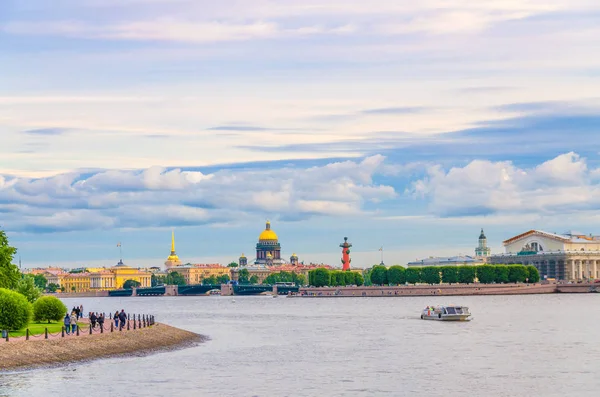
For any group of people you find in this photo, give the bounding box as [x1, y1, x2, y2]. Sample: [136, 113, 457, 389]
[62, 308, 129, 334]
[89, 312, 105, 329]
[63, 310, 78, 334]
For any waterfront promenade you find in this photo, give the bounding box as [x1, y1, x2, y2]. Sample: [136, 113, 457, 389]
[0, 317, 203, 371]
[296, 282, 599, 297]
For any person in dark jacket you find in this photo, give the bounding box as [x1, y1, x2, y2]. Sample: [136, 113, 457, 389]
[113, 311, 119, 328]
[64, 313, 71, 335]
[118, 309, 127, 330]
[98, 313, 105, 330]
[90, 312, 97, 328]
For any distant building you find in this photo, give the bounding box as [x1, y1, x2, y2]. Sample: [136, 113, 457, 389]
[407, 256, 484, 268]
[168, 264, 231, 284]
[475, 229, 491, 258]
[164, 230, 182, 269]
[255, 221, 285, 265]
[488, 230, 600, 281]
[44, 260, 151, 292]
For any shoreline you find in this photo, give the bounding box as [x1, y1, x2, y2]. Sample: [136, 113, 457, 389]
[0, 323, 206, 372]
[294, 282, 599, 297]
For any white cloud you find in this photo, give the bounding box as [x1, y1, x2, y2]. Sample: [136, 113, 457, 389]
[410, 152, 600, 217]
[0, 156, 396, 232]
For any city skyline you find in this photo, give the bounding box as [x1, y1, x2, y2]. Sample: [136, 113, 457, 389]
[3, 1, 600, 265]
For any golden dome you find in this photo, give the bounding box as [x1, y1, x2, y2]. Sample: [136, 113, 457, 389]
[259, 220, 279, 241]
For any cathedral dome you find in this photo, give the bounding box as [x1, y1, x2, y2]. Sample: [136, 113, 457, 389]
[259, 221, 279, 241]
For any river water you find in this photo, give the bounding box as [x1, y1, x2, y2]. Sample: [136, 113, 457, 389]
[1, 294, 599, 396]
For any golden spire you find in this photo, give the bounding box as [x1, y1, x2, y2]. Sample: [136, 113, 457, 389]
[171, 229, 176, 255]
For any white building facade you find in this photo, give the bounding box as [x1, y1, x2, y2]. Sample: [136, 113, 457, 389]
[489, 230, 600, 281]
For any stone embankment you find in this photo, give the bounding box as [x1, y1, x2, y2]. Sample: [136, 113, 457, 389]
[296, 282, 599, 297]
[0, 323, 205, 371]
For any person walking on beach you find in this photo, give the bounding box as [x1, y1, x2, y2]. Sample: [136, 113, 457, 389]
[64, 313, 71, 335]
[79, 305, 83, 318]
[70, 312, 78, 334]
[118, 309, 127, 330]
[113, 311, 119, 328]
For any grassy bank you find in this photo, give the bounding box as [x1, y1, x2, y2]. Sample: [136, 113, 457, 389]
[0, 323, 204, 371]
[8, 321, 66, 338]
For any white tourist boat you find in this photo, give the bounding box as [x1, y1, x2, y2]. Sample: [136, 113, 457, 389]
[421, 305, 472, 321]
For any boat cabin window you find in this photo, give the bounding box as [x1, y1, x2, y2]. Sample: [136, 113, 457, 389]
[455, 307, 463, 314]
[446, 307, 457, 314]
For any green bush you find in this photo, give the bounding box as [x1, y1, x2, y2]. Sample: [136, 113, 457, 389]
[355, 273, 364, 286]
[476, 265, 496, 284]
[33, 296, 67, 323]
[405, 267, 421, 284]
[123, 279, 141, 289]
[370, 266, 388, 285]
[387, 266, 406, 285]
[344, 271, 356, 286]
[526, 265, 540, 283]
[421, 266, 441, 284]
[309, 268, 331, 287]
[441, 266, 458, 284]
[458, 266, 476, 284]
[0, 288, 32, 330]
[508, 265, 528, 283]
[494, 265, 510, 284]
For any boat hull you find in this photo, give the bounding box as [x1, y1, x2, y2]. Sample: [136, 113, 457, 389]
[421, 314, 471, 321]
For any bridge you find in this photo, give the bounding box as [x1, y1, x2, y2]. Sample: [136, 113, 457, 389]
[107, 283, 299, 297]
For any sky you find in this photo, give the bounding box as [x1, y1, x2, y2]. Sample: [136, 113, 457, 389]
[2, 0, 600, 268]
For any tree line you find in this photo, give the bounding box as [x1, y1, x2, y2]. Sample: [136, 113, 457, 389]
[308, 268, 365, 287]
[1, 230, 68, 331]
[366, 264, 540, 286]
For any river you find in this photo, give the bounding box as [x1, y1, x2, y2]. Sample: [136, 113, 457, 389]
[1, 294, 599, 396]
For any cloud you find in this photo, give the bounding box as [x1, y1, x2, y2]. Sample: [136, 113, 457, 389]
[409, 152, 600, 217]
[0, 156, 396, 233]
[3, 19, 355, 43]
[208, 126, 271, 131]
[22, 128, 71, 136]
[361, 107, 425, 115]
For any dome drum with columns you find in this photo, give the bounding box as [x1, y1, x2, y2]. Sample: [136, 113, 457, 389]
[255, 221, 285, 265]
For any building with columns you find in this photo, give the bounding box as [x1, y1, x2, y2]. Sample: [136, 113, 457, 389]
[488, 230, 600, 281]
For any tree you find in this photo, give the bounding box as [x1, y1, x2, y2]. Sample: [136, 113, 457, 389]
[123, 279, 141, 289]
[309, 268, 330, 287]
[151, 274, 164, 287]
[0, 288, 32, 330]
[458, 266, 476, 284]
[296, 274, 307, 286]
[526, 265, 540, 283]
[249, 275, 259, 284]
[370, 266, 388, 285]
[33, 296, 67, 323]
[238, 268, 250, 284]
[476, 265, 496, 284]
[218, 274, 231, 284]
[387, 266, 406, 285]
[344, 271, 355, 286]
[362, 269, 372, 286]
[227, 262, 239, 268]
[0, 230, 20, 290]
[508, 265, 528, 283]
[494, 265, 510, 284]
[441, 266, 458, 284]
[33, 274, 48, 290]
[202, 276, 218, 285]
[421, 266, 441, 284]
[405, 268, 421, 284]
[355, 273, 364, 286]
[165, 272, 186, 286]
[15, 275, 42, 303]
[47, 283, 60, 293]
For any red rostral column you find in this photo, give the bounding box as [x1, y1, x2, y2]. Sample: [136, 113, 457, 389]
[340, 237, 352, 271]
